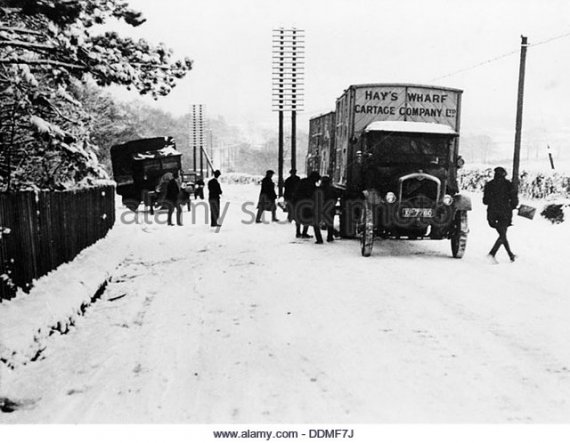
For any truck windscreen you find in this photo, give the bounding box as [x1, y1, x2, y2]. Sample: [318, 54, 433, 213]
[366, 133, 453, 167]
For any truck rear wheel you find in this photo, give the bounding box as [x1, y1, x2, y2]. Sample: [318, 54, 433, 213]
[360, 203, 374, 257]
[451, 210, 468, 258]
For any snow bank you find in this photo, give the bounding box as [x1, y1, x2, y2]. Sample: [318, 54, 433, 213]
[220, 173, 263, 185]
[0, 225, 130, 370]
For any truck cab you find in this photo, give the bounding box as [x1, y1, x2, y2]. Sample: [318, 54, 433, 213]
[351, 121, 470, 257]
[359, 121, 459, 194]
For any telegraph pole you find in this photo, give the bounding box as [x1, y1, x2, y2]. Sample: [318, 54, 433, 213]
[199, 105, 204, 178]
[278, 112, 284, 193]
[209, 130, 214, 170]
[191, 106, 197, 173]
[547, 145, 555, 170]
[272, 28, 305, 196]
[190, 104, 205, 177]
[513, 35, 528, 192]
[291, 111, 297, 171]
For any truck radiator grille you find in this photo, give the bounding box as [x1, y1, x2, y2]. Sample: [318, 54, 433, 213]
[401, 178, 438, 201]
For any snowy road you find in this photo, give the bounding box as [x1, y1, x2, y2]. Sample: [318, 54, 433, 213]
[1, 185, 570, 423]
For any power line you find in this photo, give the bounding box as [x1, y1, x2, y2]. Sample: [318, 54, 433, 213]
[430, 30, 570, 82]
[430, 49, 519, 82]
[531, 30, 570, 48]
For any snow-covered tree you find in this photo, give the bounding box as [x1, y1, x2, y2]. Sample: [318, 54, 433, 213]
[0, 0, 193, 191]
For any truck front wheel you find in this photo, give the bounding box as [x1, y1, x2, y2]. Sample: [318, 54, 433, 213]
[451, 210, 469, 258]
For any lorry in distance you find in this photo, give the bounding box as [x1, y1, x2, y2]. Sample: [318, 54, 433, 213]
[110, 137, 185, 212]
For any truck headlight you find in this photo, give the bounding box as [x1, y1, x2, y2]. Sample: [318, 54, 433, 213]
[442, 194, 453, 206]
[385, 192, 397, 204]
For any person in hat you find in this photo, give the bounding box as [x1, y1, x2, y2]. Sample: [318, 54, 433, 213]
[256, 170, 278, 223]
[164, 171, 183, 226]
[292, 171, 323, 243]
[284, 169, 301, 222]
[208, 170, 223, 227]
[483, 166, 519, 263]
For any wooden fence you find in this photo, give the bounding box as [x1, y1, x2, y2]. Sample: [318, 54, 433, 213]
[0, 185, 116, 302]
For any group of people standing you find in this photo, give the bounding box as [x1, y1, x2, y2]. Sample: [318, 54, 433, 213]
[262, 166, 521, 259]
[256, 169, 337, 244]
[160, 169, 223, 227]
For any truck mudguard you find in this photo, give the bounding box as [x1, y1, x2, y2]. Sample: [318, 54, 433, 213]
[454, 194, 472, 211]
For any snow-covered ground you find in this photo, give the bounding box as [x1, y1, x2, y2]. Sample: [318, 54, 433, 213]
[0, 223, 131, 369]
[1, 184, 569, 424]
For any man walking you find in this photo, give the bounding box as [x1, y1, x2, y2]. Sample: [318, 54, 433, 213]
[208, 170, 222, 227]
[283, 169, 301, 222]
[483, 166, 519, 263]
[256, 170, 278, 223]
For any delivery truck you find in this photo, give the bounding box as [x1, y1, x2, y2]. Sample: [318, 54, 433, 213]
[307, 83, 471, 258]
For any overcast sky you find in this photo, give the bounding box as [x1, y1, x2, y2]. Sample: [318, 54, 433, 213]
[110, 0, 570, 155]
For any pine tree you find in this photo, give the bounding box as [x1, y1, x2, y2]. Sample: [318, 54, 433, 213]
[0, 0, 193, 191]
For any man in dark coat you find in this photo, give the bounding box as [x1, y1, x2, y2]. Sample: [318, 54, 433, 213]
[283, 169, 301, 222]
[166, 172, 182, 226]
[292, 171, 323, 243]
[483, 166, 519, 263]
[208, 170, 222, 227]
[256, 170, 278, 223]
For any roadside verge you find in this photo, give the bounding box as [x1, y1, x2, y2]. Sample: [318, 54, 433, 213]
[0, 224, 131, 370]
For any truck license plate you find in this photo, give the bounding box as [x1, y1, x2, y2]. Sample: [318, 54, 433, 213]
[402, 208, 433, 218]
